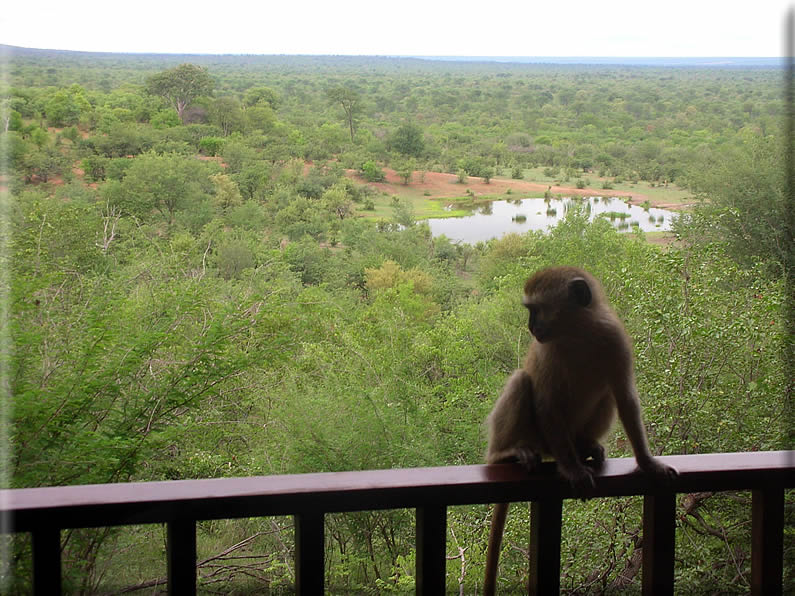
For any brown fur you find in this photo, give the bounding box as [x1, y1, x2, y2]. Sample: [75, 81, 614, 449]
[483, 266, 676, 596]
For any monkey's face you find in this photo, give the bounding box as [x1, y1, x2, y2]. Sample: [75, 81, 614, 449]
[522, 270, 593, 343]
[525, 304, 556, 342]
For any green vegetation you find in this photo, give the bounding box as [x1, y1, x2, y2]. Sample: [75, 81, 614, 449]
[2, 47, 791, 593]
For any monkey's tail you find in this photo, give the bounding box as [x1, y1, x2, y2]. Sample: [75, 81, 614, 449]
[483, 502, 509, 596]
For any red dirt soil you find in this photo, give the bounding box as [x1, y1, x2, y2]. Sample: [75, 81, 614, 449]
[349, 168, 654, 206]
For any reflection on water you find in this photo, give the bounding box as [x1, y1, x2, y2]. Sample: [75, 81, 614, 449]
[426, 196, 676, 244]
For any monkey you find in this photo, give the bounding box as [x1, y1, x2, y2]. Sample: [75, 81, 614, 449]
[483, 266, 677, 596]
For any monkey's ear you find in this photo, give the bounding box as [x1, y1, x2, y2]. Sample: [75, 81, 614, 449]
[569, 278, 592, 306]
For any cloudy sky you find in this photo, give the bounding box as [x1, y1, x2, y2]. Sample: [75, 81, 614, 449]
[2, 1, 792, 57]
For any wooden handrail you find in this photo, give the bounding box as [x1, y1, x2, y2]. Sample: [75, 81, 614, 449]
[2, 450, 792, 595]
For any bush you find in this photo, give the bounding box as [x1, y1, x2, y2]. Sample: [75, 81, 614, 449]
[81, 156, 108, 182]
[215, 239, 255, 279]
[105, 158, 133, 181]
[199, 136, 225, 156]
[150, 110, 181, 129]
[543, 167, 558, 178]
[360, 160, 385, 182]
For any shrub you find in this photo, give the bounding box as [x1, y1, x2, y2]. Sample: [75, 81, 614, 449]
[81, 156, 108, 182]
[199, 136, 225, 156]
[150, 110, 181, 129]
[360, 161, 385, 182]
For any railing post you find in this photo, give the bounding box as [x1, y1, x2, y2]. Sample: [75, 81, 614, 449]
[751, 487, 784, 595]
[416, 505, 447, 595]
[295, 511, 324, 595]
[642, 491, 675, 596]
[528, 498, 562, 595]
[32, 527, 61, 596]
[167, 518, 196, 595]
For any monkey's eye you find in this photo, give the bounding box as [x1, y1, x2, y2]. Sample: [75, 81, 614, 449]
[527, 306, 537, 324]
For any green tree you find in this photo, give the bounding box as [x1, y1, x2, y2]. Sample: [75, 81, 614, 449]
[326, 85, 361, 142]
[91, 122, 153, 157]
[150, 109, 181, 129]
[105, 152, 210, 224]
[198, 136, 225, 156]
[44, 85, 91, 127]
[365, 260, 432, 295]
[360, 160, 385, 182]
[20, 145, 70, 183]
[6, 109, 23, 132]
[210, 173, 243, 213]
[209, 97, 245, 136]
[322, 183, 353, 220]
[146, 64, 214, 123]
[215, 238, 255, 279]
[29, 127, 49, 149]
[391, 198, 415, 228]
[389, 123, 425, 157]
[81, 155, 108, 182]
[243, 86, 280, 110]
[678, 133, 790, 277]
[244, 103, 276, 133]
[396, 159, 415, 185]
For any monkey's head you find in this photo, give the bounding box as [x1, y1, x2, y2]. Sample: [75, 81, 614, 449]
[522, 267, 597, 343]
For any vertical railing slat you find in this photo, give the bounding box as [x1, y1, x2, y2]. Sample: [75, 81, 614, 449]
[167, 519, 196, 595]
[642, 492, 675, 596]
[416, 505, 447, 595]
[32, 527, 61, 596]
[294, 511, 325, 595]
[751, 487, 784, 595]
[528, 498, 562, 595]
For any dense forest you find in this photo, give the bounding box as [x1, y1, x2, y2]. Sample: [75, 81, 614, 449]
[1, 46, 792, 593]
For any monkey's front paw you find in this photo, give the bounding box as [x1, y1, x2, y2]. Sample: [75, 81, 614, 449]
[641, 459, 679, 484]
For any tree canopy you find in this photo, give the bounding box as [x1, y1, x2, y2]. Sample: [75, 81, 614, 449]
[146, 63, 214, 123]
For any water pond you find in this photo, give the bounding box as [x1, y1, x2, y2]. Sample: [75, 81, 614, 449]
[426, 196, 677, 244]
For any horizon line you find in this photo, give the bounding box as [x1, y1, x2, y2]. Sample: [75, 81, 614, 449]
[0, 45, 782, 62]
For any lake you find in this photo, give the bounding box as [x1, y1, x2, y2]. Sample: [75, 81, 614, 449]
[426, 196, 677, 244]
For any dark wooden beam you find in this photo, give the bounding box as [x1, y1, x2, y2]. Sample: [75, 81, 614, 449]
[751, 487, 784, 595]
[167, 518, 196, 595]
[642, 491, 675, 596]
[416, 505, 447, 595]
[529, 498, 562, 595]
[32, 527, 61, 596]
[295, 511, 324, 595]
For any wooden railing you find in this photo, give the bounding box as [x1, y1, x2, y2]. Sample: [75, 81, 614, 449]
[2, 451, 792, 595]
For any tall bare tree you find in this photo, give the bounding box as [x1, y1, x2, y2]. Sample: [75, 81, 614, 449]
[326, 85, 361, 142]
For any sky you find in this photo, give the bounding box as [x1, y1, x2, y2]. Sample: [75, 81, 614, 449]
[2, 1, 793, 57]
